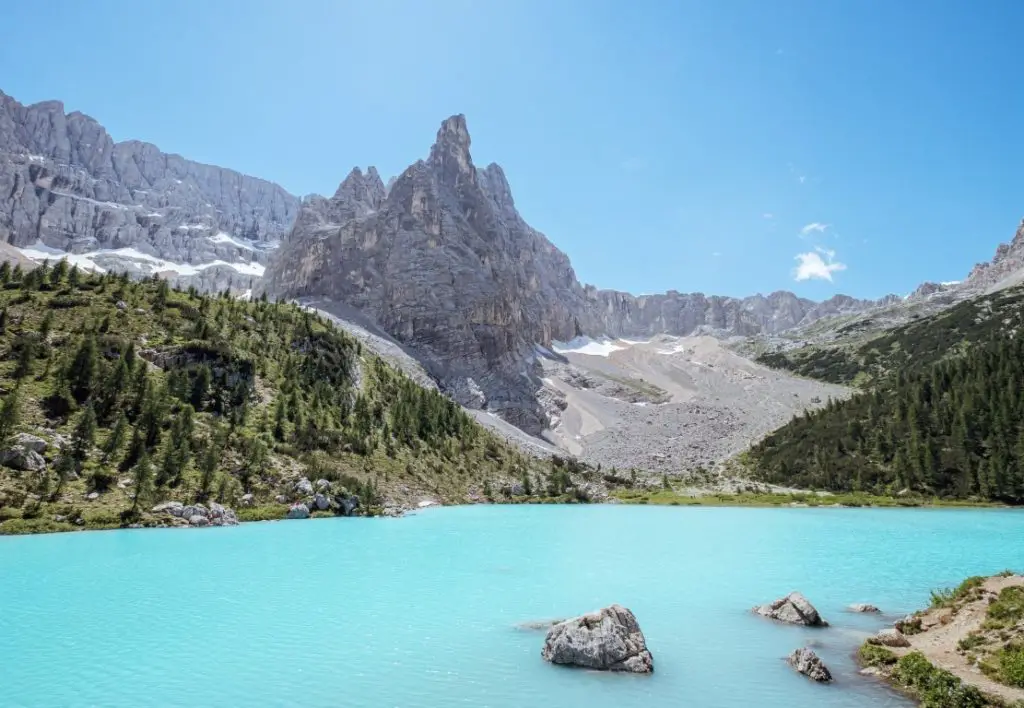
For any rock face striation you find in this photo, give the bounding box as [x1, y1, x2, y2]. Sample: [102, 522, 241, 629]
[0, 89, 298, 292]
[753, 592, 829, 627]
[540, 605, 654, 673]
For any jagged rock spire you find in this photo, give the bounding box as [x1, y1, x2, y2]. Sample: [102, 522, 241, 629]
[428, 114, 476, 188]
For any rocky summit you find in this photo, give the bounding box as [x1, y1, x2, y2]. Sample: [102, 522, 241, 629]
[264, 114, 893, 434]
[0, 89, 298, 293]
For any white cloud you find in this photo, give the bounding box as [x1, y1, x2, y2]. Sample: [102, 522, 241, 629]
[762, 212, 774, 219]
[800, 222, 829, 236]
[793, 248, 846, 282]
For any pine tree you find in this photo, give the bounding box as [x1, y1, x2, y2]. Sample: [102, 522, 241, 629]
[39, 311, 53, 340]
[0, 306, 7, 335]
[70, 404, 97, 466]
[53, 453, 77, 499]
[0, 261, 10, 284]
[104, 412, 129, 463]
[130, 452, 155, 515]
[51, 258, 68, 285]
[198, 435, 220, 501]
[66, 334, 99, 402]
[0, 384, 22, 447]
[13, 337, 35, 380]
[190, 365, 212, 409]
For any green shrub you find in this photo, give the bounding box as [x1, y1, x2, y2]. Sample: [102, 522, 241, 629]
[984, 587, 1024, 630]
[892, 652, 990, 708]
[997, 646, 1024, 688]
[859, 643, 897, 667]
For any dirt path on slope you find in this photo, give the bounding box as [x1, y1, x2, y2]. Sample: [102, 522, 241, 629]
[894, 575, 1024, 704]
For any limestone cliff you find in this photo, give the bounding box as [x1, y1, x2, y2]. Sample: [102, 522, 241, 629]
[0, 89, 298, 291]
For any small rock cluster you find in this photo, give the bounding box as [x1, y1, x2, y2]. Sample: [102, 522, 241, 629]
[151, 501, 239, 527]
[283, 477, 361, 520]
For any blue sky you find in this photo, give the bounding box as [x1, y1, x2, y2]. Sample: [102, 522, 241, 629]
[2, 0, 1023, 299]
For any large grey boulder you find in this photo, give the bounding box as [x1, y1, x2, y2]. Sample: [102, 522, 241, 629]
[313, 493, 330, 511]
[787, 648, 833, 683]
[541, 605, 654, 673]
[287, 503, 310, 520]
[151, 501, 184, 516]
[293, 477, 314, 496]
[0, 445, 46, 472]
[13, 433, 48, 453]
[868, 628, 911, 648]
[753, 592, 828, 627]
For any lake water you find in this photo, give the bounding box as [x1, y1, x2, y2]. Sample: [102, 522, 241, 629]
[3, 505, 1024, 707]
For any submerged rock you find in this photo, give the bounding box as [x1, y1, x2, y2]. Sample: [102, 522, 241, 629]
[287, 503, 310, 520]
[753, 592, 828, 627]
[515, 619, 566, 632]
[868, 628, 910, 648]
[787, 648, 833, 683]
[541, 605, 654, 673]
[849, 603, 881, 613]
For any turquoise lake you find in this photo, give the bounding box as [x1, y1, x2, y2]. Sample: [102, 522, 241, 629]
[3, 505, 1024, 707]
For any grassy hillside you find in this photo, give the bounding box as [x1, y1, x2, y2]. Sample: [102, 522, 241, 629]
[748, 286, 1024, 502]
[0, 260, 569, 533]
[756, 286, 1024, 386]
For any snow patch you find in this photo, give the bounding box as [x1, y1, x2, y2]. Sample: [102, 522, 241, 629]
[552, 336, 626, 357]
[210, 232, 254, 250]
[16, 243, 266, 278]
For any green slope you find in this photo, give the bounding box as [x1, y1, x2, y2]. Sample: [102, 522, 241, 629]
[0, 260, 566, 534]
[756, 286, 1024, 386]
[748, 285, 1024, 502]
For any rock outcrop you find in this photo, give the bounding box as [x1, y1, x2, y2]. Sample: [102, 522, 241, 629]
[0, 89, 298, 292]
[541, 605, 654, 673]
[0, 442, 46, 472]
[150, 500, 239, 527]
[287, 503, 310, 519]
[868, 628, 911, 648]
[787, 648, 833, 683]
[753, 592, 828, 627]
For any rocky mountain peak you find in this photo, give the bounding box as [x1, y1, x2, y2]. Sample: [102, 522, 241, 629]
[427, 114, 476, 188]
[331, 165, 386, 217]
[965, 217, 1024, 292]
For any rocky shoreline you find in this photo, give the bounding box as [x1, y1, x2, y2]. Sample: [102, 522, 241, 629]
[857, 574, 1024, 707]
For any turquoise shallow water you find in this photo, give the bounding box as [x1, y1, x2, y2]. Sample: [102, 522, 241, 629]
[3, 505, 1024, 707]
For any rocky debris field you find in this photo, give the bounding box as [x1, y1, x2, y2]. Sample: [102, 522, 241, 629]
[538, 335, 850, 474]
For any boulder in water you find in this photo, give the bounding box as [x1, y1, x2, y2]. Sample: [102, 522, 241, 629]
[753, 592, 828, 627]
[849, 603, 881, 613]
[787, 648, 833, 683]
[541, 605, 654, 673]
